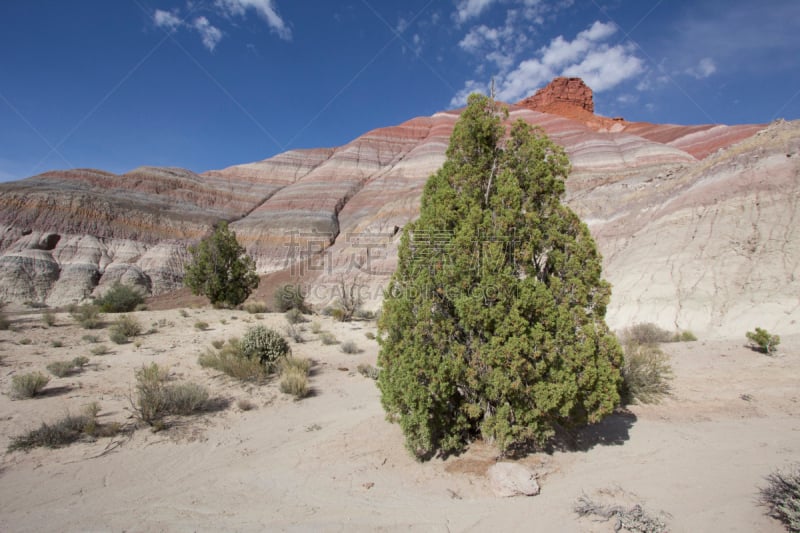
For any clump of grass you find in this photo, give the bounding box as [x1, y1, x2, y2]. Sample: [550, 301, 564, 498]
[198, 339, 268, 382]
[220, 319, 228, 325]
[340, 340, 361, 354]
[51, 340, 64, 348]
[94, 282, 144, 313]
[7, 404, 121, 452]
[46, 356, 89, 377]
[211, 339, 225, 349]
[109, 314, 142, 344]
[42, 311, 56, 327]
[69, 303, 103, 329]
[285, 308, 306, 325]
[11, 372, 50, 399]
[674, 330, 697, 342]
[280, 369, 310, 399]
[357, 363, 380, 380]
[194, 321, 209, 331]
[319, 331, 339, 345]
[759, 464, 800, 531]
[82, 334, 101, 343]
[18, 338, 32, 346]
[621, 342, 672, 404]
[179, 309, 189, 318]
[355, 309, 376, 320]
[310, 321, 323, 334]
[619, 323, 674, 345]
[132, 363, 209, 427]
[365, 331, 376, 340]
[243, 301, 268, 314]
[280, 355, 312, 375]
[90, 344, 110, 356]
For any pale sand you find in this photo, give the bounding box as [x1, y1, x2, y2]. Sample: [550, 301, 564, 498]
[0, 307, 797, 532]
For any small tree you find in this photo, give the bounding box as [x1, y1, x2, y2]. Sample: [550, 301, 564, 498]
[746, 327, 780, 354]
[378, 94, 623, 459]
[183, 221, 259, 307]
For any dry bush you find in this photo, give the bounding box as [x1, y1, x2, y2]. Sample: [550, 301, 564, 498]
[357, 363, 380, 380]
[280, 368, 309, 399]
[42, 311, 56, 327]
[211, 339, 225, 349]
[340, 340, 362, 354]
[194, 321, 209, 331]
[237, 398, 256, 411]
[82, 334, 101, 343]
[574, 494, 668, 532]
[273, 283, 307, 313]
[759, 464, 800, 531]
[280, 355, 311, 375]
[619, 323, 674, 345]
[284, 323, 305, 343]
[132, 363, 210, 427]
[109, 314, 142, 344]
[319, 331, 339, 345]
[7, 408, 120, 452]
[198, 339, 268, 382]
[0, 301, 9, 331]
[284, 308, 306, 324]
[310, 321, 322, 334]
[90, 344, 110, 356]
[243, 301, 269, 314]
[70, 303, 103, 329]
[365, 331, 376, 340]
[621, 342, 672, 404]
[11, 372, 50, 399]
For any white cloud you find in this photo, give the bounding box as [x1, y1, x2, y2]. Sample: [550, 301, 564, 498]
[193, 17, 223, 51]
[687, 57, 717, 79]
[153, 9, 182, 30]
[452, 20, 644, 106]
[214, 0, 292, 40]
[455, 0, 498, 23]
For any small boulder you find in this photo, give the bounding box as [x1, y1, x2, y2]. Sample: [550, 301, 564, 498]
[487, 462, 540, 497]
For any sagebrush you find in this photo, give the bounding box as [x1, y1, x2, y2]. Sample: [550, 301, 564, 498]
[759, 464, 800, 531]
[95, 282, 145, 313]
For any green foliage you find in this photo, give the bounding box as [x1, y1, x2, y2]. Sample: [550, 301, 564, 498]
[183, 221, 260, 307]
[11, 372, 50, 398]
[675, 330, 697, 342]
[108, 314, 142, 344]
[46, 357, 88, 378]
[759, 464, 800, 531]
[70, 303, 103, 329]
[620, 342, 672, 404]
[198, 338, 268, 382]
[273, 283, 307, 312]
[240, 325, 290, 368]
[94, 282, 145, 313]
[747, 327, 781, 354]
[377, 94, 623, 459]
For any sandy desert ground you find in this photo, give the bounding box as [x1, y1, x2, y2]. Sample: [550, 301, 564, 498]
[0, 305, 797, 532]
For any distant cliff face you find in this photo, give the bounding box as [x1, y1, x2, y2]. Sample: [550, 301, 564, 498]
[0, 79, 797, 337]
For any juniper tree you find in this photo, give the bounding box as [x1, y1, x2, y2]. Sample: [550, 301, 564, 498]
[377, 94, 623, 459]
[184, 221, 259, 307]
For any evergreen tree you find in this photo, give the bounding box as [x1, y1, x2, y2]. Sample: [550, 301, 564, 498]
[377, 94, 623, 459]
[184, 221, 259, 307]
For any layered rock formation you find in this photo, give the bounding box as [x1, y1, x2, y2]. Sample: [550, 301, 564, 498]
[1, 78, 798, 337]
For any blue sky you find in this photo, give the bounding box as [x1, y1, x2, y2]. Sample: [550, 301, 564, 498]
[1, 0, 798, 182]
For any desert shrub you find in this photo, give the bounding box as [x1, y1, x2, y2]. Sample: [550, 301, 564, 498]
[365, 331, 376, 340]
[310, 321, 322, 334]
[241, 325, 290, 368]
[109, 329, 129, 344]
[211, 339, 225, 349]
[243, 301, 268, 314]
[0, 313, 9, 330]
[46, 357, 87, 378]
[51, 340, 64, 348]
[675, 330, 697, 342]
[619, 323, 674, 345]
[70, 303, 103, 329]
[330, 276, 364, 322]
[18, 338, 32, 345]
[284, 323, 305, 343]
[280, 368, 310, 399]
[273, 283, 307, 313]
[319, 331, 339, 345]
[280, 355, 311, 375]
[179, 309, 189, 318]
[237, 398, 256, 411]
[113, 315, 142, 337]
[378, 95, 623, 459]
[94, 282, 145, 313]
[340, 340, 361, 354]
[357, 363, 380, 380]
[42, 311, 56, 327]
[747, 327, 781, 354]
[621, 342, 672, 404]
[8, 408, 120, 452]
[285, 308, 306, 325]
[355, 309, 376, 320]
[11, 372, 50, 399]
[574, 494, 668, 532]
[183, 221, 259, 307]
[133, 363, 209, 426]
[194, 320, 209, 331]
[330, 308, 346, 322]
[90, 344, 110, 356]
[198, 339, 268, 382]
[759, 464, 800, 531]
[82, 334, 101, 343]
